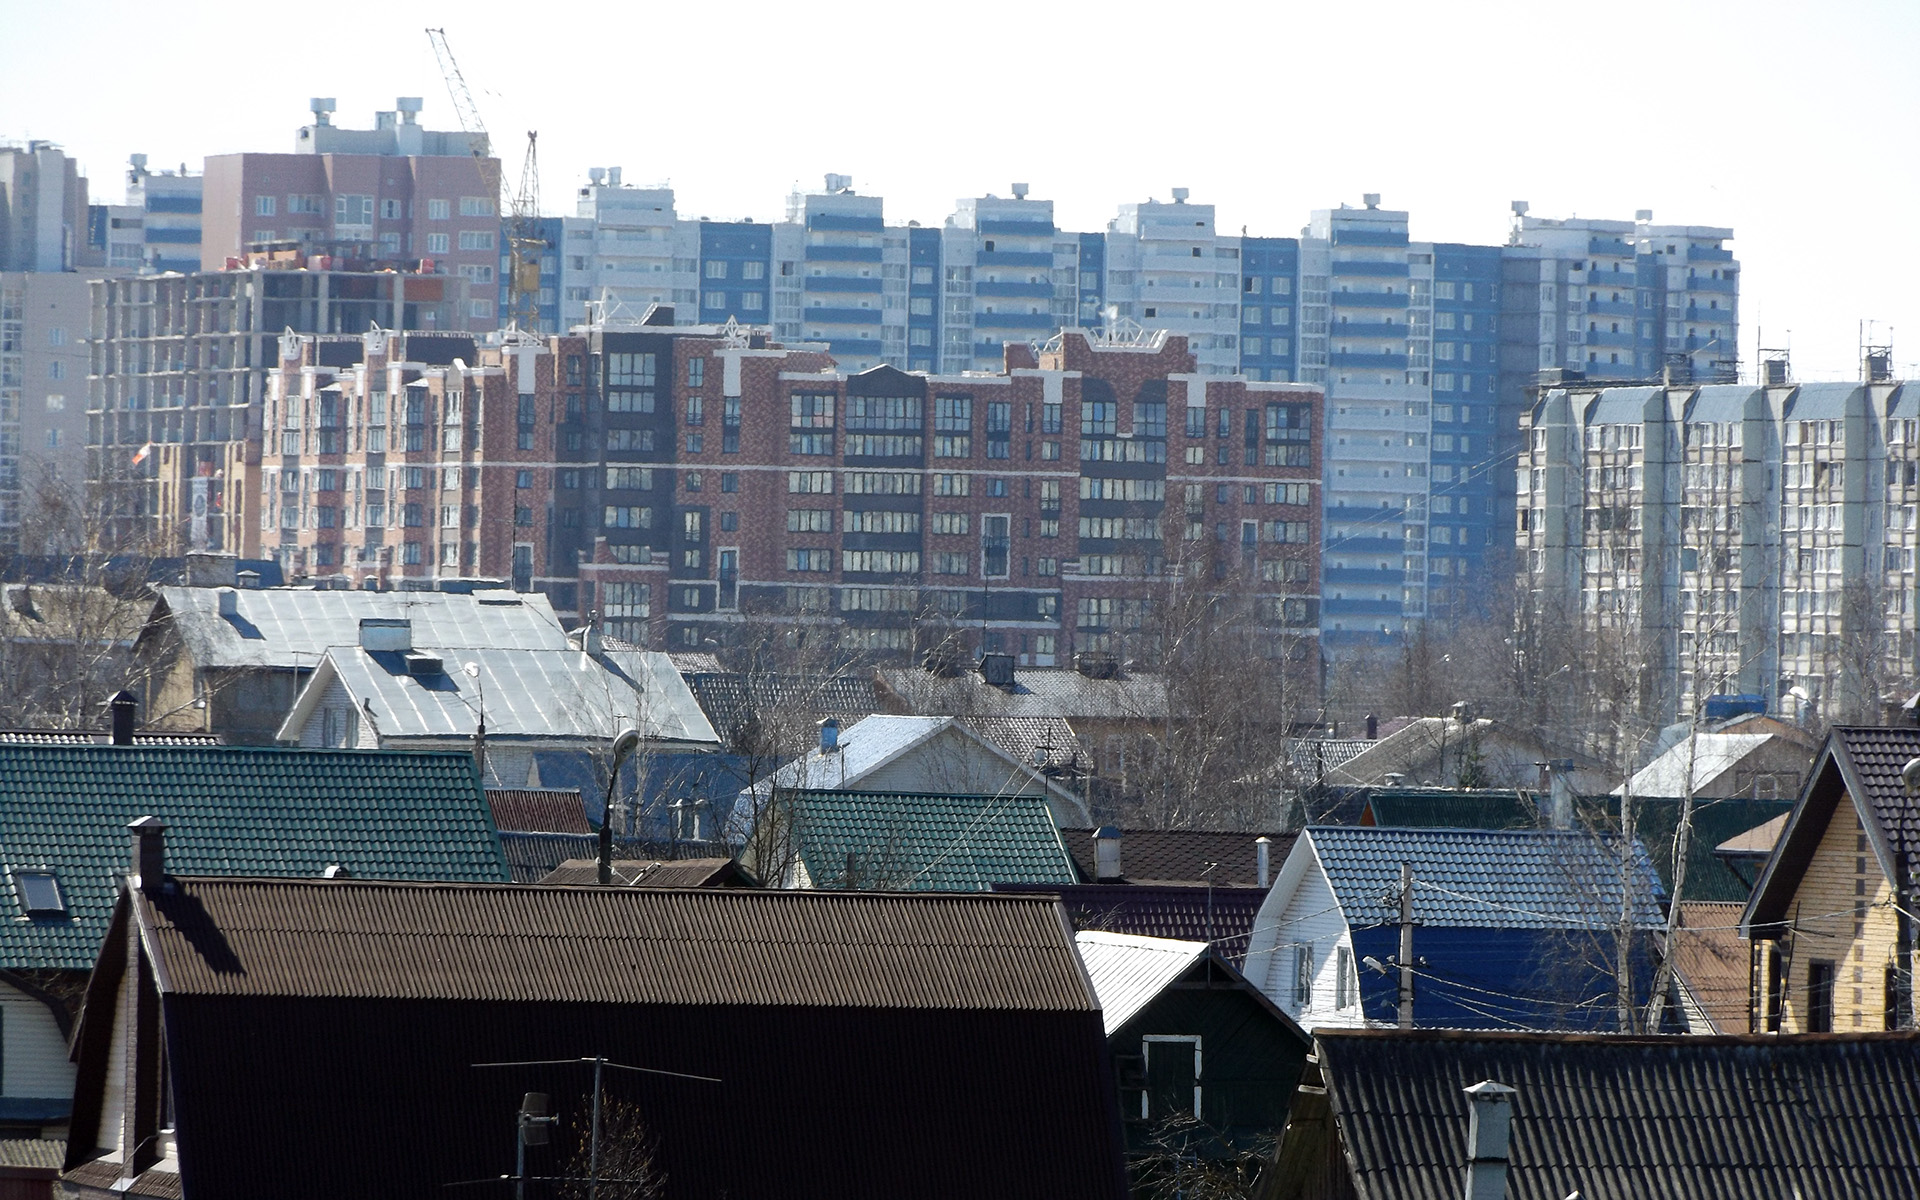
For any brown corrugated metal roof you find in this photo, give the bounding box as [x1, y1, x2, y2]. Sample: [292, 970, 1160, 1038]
[536, 857, 749, 887]
[1670, 901, 1750, 1033]
[486, 787, 590, 834]
[134, 878, 1097, 1011]
[1056, 827, 1293, 885]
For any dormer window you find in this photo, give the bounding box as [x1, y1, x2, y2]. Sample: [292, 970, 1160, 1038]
[14, 869, 66, 917]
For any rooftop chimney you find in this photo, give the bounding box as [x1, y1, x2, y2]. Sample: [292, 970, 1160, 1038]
[1011, 182, 1029, 200]
[1451, 700, 1471, 724]
[1094, 826, 1123, 882]
[1363, 193, 1381, 209]
[607, 166, 623, 187]
[358, 617, 412, 652]
[309, 97, 335, 126]
[818, 717, 841, 754]
[216, 587, 239, 618]
[1255, 836, 1273, 888]
[109, 690, 137, 746]
[1365, 713, 1379, 740]
[185, 551, 238, 589]
[1462, 1080, 1517, 1200]
[129, 816, 166, 892]
[1171, 187, 1190, 203]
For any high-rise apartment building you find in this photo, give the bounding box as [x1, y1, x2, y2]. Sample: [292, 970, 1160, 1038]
[0, 141, 91, 273]
[87, 256, 474, 554]
[94, 155, 203, 274]
[0, 270, 98, 543]
[1096, 190, 1244, 377]
[263, 311, 1323, 672]
[1520, 362, 1908, 729]
[200, 99, 501, 326]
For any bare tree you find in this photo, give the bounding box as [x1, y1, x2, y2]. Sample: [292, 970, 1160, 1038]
[555, 1096, 666, 1200]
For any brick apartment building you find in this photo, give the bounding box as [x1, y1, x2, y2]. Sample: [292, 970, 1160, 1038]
[265, 310, 1322, 667]
[200, 99, 502, 325]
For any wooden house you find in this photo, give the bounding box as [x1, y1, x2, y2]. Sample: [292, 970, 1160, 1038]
[1741, 726, 1920, 1032]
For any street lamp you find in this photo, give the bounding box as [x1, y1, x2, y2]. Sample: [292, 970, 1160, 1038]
[599, 728, 642, 886]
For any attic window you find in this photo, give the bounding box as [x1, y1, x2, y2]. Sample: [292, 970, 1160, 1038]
[14, 869, 66, 917]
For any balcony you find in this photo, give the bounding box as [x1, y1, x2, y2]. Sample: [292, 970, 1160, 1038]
[1330, 351, 1408, 370]
[804, 245, 883, 264]
[1321, 597, 1407, 616]
[1323, 566, 1405, 586]
[975, 219, 1055, 237]
[803, 275, 883, 295]
[1330, 290, 1408, 310]
[1587, 237, 1635, 259]
[808, 214, 884, 233]
[973, 311, 1057, 331]
[1687, 245, 1734, 263]
[1329, 320, 1405, 340]
[977, 250, 1053, 268]
[1330, 227, 1409, 248]
[1322, 534, 1403, 555]
[1685, 274, 1737, 294]
[1583, 328, 1637, 349]
[974, 280, 1053, 299]
[801, 306, 883, 325]
[1331, 259, 1409, 279]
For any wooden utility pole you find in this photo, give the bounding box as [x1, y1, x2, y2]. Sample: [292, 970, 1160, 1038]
[1398, 862, 1415, 1029]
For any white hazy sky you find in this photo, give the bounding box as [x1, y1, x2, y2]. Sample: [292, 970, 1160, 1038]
[5, 0, 1916, 380]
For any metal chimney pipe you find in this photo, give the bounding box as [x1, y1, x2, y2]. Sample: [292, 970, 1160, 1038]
[1094, 826, 1123, 881]
[1365, 713, 1379, 740]
[1462, 1080, 1517, 1200]
[1255, 836, 1272, 888]
[109, 690, 137, 745]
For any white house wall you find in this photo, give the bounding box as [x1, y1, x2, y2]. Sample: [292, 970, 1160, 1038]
[1245, 845, 1369, 1031]
[0, 978, 74, 1115]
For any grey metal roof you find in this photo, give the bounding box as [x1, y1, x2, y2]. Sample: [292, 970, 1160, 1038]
[1583, 385, 1661, 426]
[1618, 733, 1777, 796]
[1075, 930, 1207, 1034]
[1292, 1029, 1920, 1200]
[877, 666, 1168, 721]
[1885, 381, 1920, 419]
[1305, 826, 1666, 931]
[1685, 383, 1761, 425]
[147, 586, 569, 671]
[1783, 380, 1862, 420]
[279, 647, 717, 747]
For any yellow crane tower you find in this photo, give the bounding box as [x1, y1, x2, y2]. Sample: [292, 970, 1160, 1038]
[425, 28, 546, 333]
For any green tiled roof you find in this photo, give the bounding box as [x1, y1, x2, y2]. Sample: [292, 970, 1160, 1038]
[790, 790, 1077, 892]
[0, 746, 511, 971]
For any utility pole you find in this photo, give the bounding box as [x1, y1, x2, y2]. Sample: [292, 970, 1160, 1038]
[1398, 861, 1415, 1030]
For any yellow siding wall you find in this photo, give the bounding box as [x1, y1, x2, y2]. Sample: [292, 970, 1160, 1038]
[1759, 796, 1907, 1032]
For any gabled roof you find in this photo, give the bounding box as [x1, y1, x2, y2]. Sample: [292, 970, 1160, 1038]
[1057, 827, 1294, 885]
[536, 857, 753, 887]
[0, 746, 509, 970]
[997, 882, 1268, 965]
[1285, 737, 1375, 780]
[494, 832, 731, 884]
[1075, 931, 1208, 1034]
[142, 586, 568, 670]
[1745, 726, 1920, 929]
[875, 665, 1168, 721]
[1616, 731, 1810, 796]
[275, 646, 717, 747]
[486, 788, 589, 834]
[127, 878, 1098, 1009]
[0, 729, 224, 746]
[1304, 826, 1666, 930]
[1278, 1029, 1920, 1200]
[681, 670, 879, 745]
[1357, 789, 1541, 830]
[787, 789, 1077, 892]
[1668, 902, 1750, 1034]
[1318, 717, 1528, 787]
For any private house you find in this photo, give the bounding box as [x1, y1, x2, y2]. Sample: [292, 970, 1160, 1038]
[61, 850, 1130, 1200]
[1618, 726, 1817, 802]
[1666, 901, 1752, 1033]
[273, 622, 718, 796]
[998, 883, 1273, 967]
[735, 714, 1092, 829]
[1076, 931, 1310, 1189]
[1742, 726, 1920, 1033]
[0, 745, 508, 1139]
[1314, 711, 1609, 793]
[535, 857, 753, 887]
[1262, 1029, 1920, 1200]
[133, 582, 569, 743]
[1244, 827, 1666, 1031]
[743, 789, 1079, 892]
[1056, 826, 1293, 886]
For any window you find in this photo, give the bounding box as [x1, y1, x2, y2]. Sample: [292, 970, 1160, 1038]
[1765, 944, 1785, 1031]
[13, 869, 65, 916]
[1142, 1036, 1201, 1121]
[934, 395, 973, 456]
[930, 512, 970, 535]
[255, 195, 276, 216]
[933, 551, 968, 574]
[459, 196, 495, 217]
[1293, 944, 1315, 1007]
[427, 198, 450, 220]
[787, 508, 832, 533]
[934, 473, 970, 497]
[334, 194, 373, 226]
[1807, 960, 1835, 1032]
[457, 230, 496, 251]
[787, 548, 832, 572]
[788, 471, 834, 494]
[842, 549, 920, 574]
[603, 505, 653, 528]
[1335, 946, 1354, 1008]
[605, 467, 653, 490]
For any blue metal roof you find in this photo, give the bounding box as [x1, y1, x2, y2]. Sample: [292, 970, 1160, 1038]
[1583, 386, 1662, 426]
[1784, 381, 1862, 421]
[1307, 826, 1666, 932]
[1686, 384, 1761, 425]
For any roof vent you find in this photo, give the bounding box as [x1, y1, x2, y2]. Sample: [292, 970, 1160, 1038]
[236, 569, 262, 589]
[978, 653, 1015, 688]
[1170, 187, 1189, 203]
[1363, 193, 1381, 209]
[1011, 182, 1029, 200]
[403, 651, 444, 677]
[216, 587, 239, 617]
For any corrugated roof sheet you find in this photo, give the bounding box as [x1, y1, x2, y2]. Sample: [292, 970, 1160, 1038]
[288, 646, 716, 746]
[0, 746, 509, 971]
[877, 666, 1168, 721]
[996, 882, 1267, 965]
[1670, 901, 1750, 1033]
[146, 586, 568, 671]
[494, 832, 730, 884]
[1828, 725, 1920, 876]
[0, 1136, 63, 1169]
[1286, 737, 1375, 780]
[1358, 789, 1541, 830]
[1583, 385, 1661, 425]
[537, 857, 748, 887]
[963, 715, 1082, 770]
[0, 730, 224, 746]
[1057, 827, 1294, 885]
[1302, 1029, 1920, 1200]
[1307, 826, 1666, 930]
[682, 672, 879, 744]
[134, 879, 1098, 1010]
[789, 789, 1078, 891]
[1075, 930, 1207, 1034]
[1685, 383, 1762, 425]
[1619, 732, 1782, 795]
[486, 788, 589, 834]
[764, 714, 951, 790]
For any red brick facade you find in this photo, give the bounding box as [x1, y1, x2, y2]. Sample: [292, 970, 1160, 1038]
[267, 321, 1322, 671]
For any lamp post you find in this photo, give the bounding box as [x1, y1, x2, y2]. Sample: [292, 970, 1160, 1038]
[599, 728, 642, 886]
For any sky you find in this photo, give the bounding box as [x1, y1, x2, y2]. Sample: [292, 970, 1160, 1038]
[4, 0, 1916, 381]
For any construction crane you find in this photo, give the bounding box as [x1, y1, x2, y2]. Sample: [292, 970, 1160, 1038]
[425, 28, 546, 333]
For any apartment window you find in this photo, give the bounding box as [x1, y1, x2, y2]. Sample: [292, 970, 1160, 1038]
[1335, 946, 1354, 1008]
[335, 195, 373, 226]
[788, 471, 834, 494]
[255, 195, 276, 216]
[459, 196, 495, 217]
[1807, 960, 1835, 1032]
[1293, 944, 1315, 1007]
[603, 506, 653, 529]
[428, 199, 450, 220]
[934, 395, 973, 456]
[457, 230, 495, 251]
[426, 233, 450, 254]
[1766, 944, 1784, 1031]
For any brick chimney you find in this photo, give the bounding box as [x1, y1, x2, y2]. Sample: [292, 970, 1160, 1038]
[129, 816, 166, 891]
